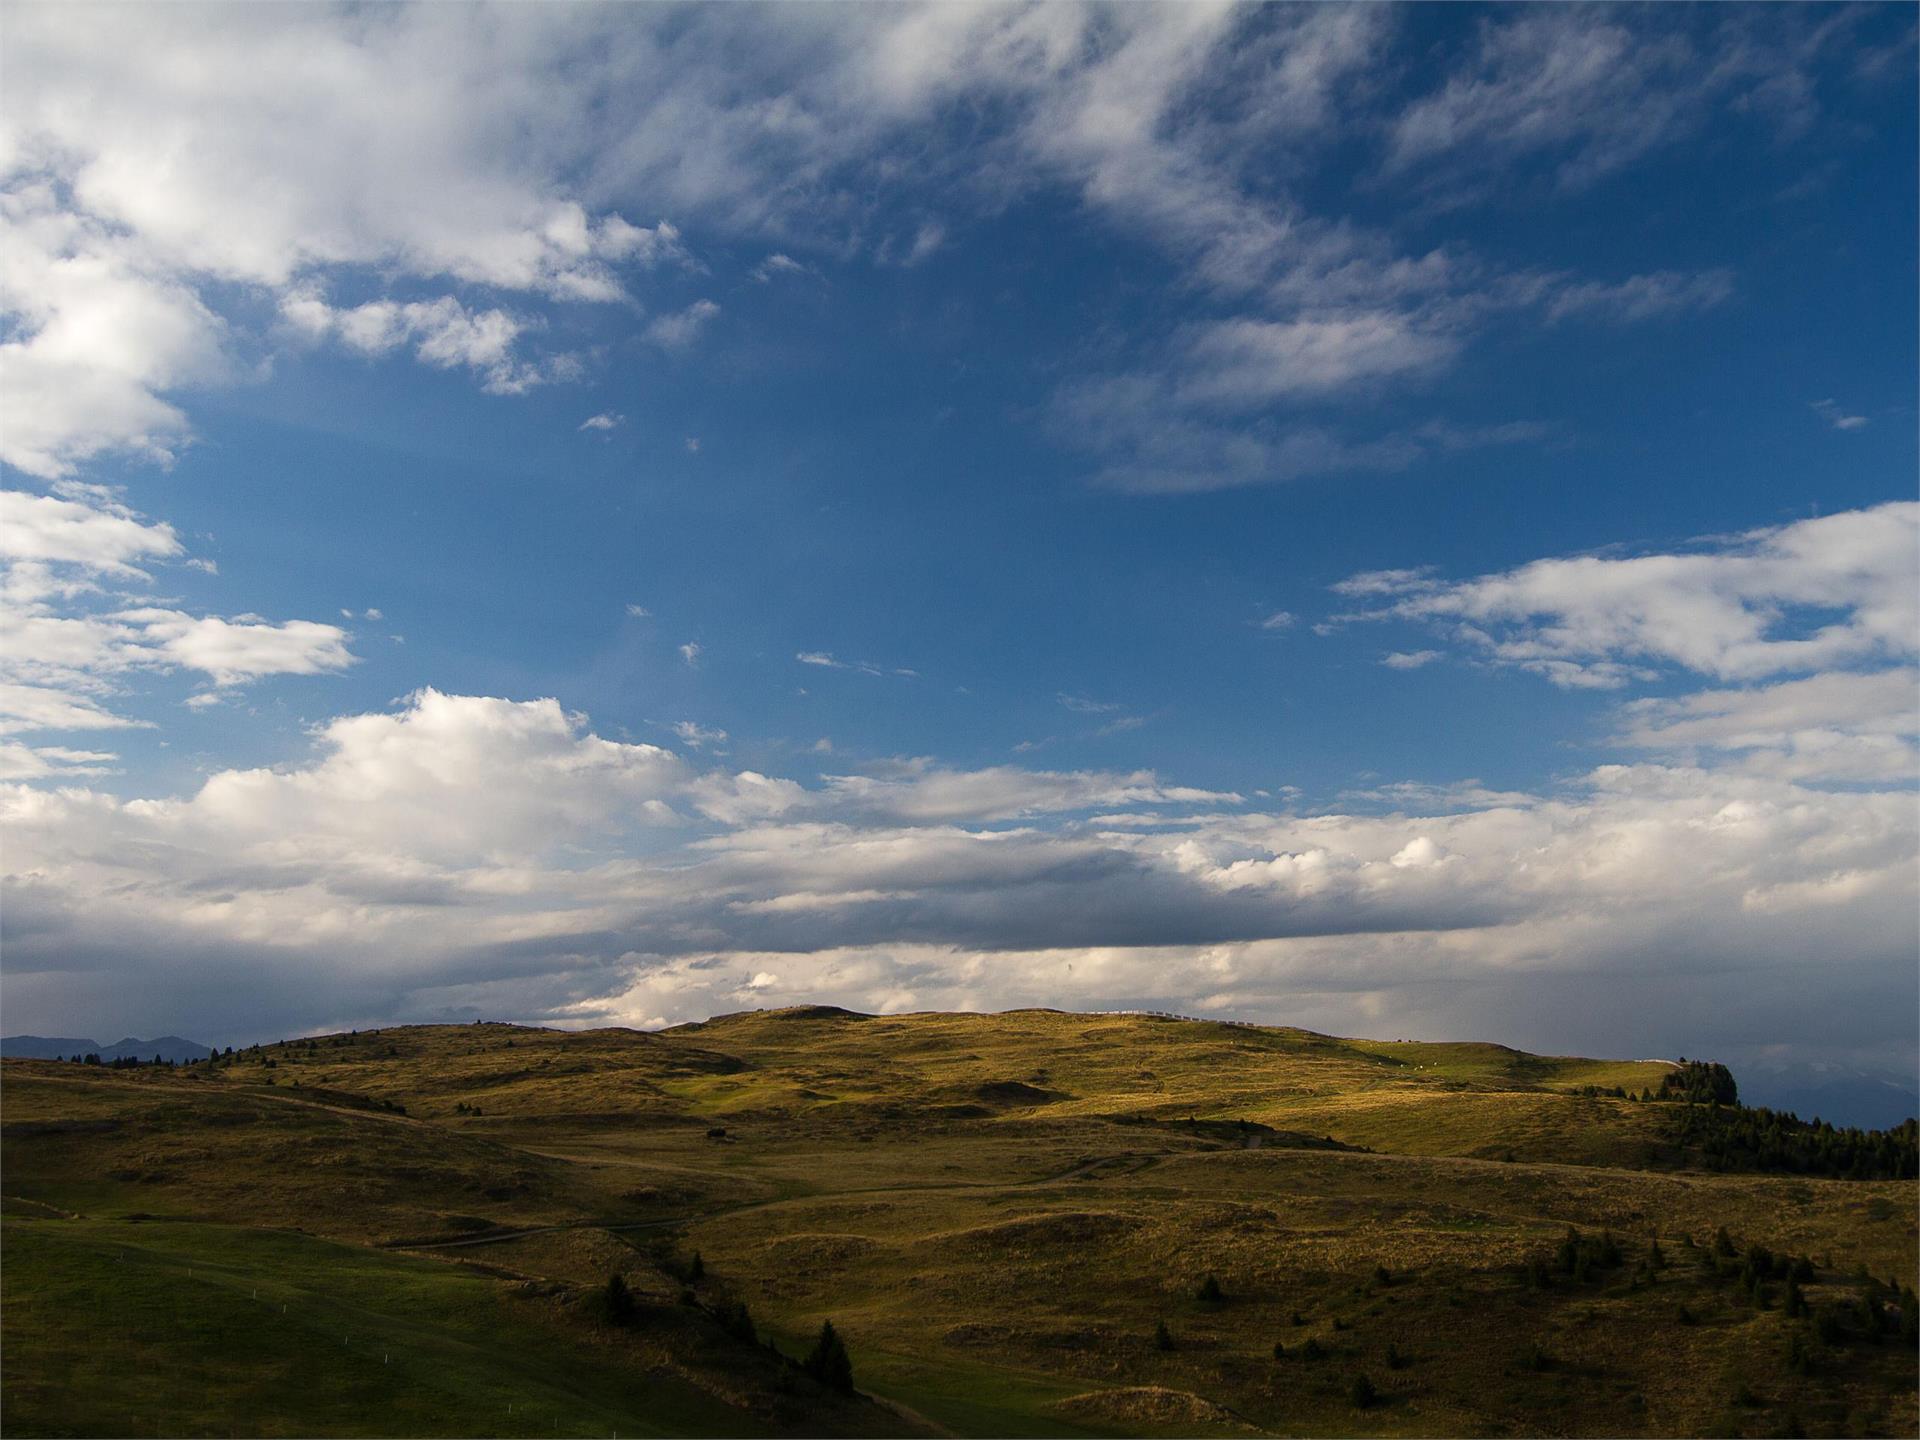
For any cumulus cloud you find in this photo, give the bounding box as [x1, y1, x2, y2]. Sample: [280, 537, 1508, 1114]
[3, 6, 695, 469]
[280, 291, 569, 395]
[2, 688, 1911, 1072]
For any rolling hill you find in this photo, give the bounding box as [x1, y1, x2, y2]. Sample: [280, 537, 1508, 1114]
[2, 1008, 1914, 1438]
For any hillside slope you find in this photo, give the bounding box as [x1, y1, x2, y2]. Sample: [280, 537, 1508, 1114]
[3, 1009, 1914, 1438]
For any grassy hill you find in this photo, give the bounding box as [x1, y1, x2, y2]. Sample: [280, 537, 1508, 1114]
[3, 1008, 1913, 1437]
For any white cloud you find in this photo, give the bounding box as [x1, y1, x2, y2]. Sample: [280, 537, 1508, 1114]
[1385, 7, 1854, 191]
[0, 488, 182, 574]
[1053, 375, 1550, 495]
[1057, 693, 1122, 714]
[678, 642, 702, 666]
[109, 609, 355, 688]
[797, 650, 915, 678]
[643, 299, 719, 350]
[1614, 669, 1919, 782]
[625, 603, 653, 618]
[3, 693, 1910, 1073]
[1339, 502, 1919, 686]
[0, 741, 118, 781]
[281, 291, 566, 395]
[672, 720, 729, 749]
[4, 3, 1867, 489]
[0, 486, 355, 733]
[1545, 269, 1734, 324]
[814, 758, 1236, 824]
[1382, 649, 1441, 670]
[1179, 313, 1458, 403]
[579, 411, 625, 431]
[0, 186, 230, 478]
[750, 253, 808, 282]
[1257, 611, 1296, 631]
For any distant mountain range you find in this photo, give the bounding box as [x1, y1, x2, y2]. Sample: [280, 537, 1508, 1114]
[2, 1034, 212, 1064]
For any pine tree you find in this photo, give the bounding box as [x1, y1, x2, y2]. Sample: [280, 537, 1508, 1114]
[1154, 1319, 1174, 1351]
[1348, 1374, 1378, 1409]
[1196, 1274, 1224, 1303]
[803, 1320, 854, 1394]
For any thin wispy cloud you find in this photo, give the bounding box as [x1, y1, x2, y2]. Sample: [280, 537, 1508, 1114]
[1811, 398, 1868, 431]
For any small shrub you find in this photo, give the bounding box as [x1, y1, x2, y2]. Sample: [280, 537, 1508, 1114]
[1385, 1342, 1408, 1370]
[1271, 1340, 1286, 1360]
[1301, 1337, 1326, 1361]
[1348, 1374, 1378, 1409]
[1153, 1319, 1174, 1352]
[1373, 1265, 1392, 1287]
[714, 1298, 755, 1345]
[605, 1272, 636, 1326]
[1786, 1329, 1814, 1376]
[687, 1251, 705, 1283]
[1525, 1343, 1550, 1372]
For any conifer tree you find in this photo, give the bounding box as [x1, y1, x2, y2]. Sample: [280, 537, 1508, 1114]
[803, 1320, 854, 1393]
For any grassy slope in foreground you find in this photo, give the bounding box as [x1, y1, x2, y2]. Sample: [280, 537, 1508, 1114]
[2, 1007, 1914, 1439]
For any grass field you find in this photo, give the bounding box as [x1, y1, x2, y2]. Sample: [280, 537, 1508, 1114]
[3, 1008, 1914, 1437]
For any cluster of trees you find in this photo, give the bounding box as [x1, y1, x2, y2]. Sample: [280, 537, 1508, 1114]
[1685, 1230, 1920, 1358]
[1673, 1106, 1916, 1179]
[597, 1263, 856, 1398]
[1659, 1060, 1740, 1106]
[1524, 1225, 1624, 1288]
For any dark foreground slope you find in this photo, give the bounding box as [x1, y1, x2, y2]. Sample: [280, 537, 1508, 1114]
[2, 1009, 1914, 1438]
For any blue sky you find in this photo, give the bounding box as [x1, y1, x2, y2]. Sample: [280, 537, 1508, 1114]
[2, 3, 1915, 1107]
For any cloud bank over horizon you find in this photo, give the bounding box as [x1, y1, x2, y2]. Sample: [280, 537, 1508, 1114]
[6, 501, 1914, 1073]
